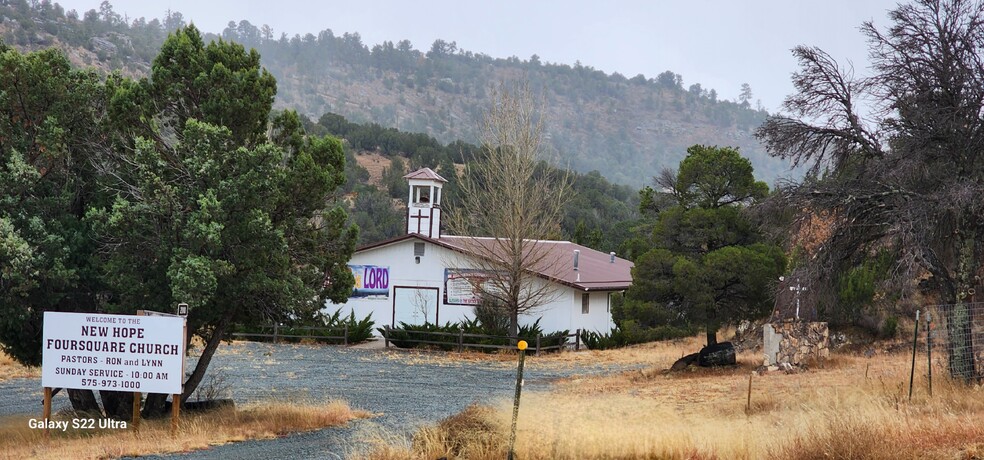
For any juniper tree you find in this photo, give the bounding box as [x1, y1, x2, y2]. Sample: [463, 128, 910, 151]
[624, 145, 783, 346]
[91, 26, 358, 415]
[0, 27, 358, 420]
[0, 43, 109, 414]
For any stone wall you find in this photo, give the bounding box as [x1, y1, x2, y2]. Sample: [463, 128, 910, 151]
[763, 321, 830, 366]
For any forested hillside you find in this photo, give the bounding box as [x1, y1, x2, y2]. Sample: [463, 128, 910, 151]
[0, 0, 797, 187]
[305, 112, 642, 252]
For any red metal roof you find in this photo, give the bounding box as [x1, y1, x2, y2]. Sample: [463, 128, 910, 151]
[441, 236, 633, 291]
[355, 234, 633, 291]
[402, 167, 448, 183]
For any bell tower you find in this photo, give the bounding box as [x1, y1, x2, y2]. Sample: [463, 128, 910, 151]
[403, 167, 447, 239]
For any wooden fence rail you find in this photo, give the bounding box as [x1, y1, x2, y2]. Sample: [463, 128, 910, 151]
[381, 326, 581, 354]
[230, 324, 349, 345]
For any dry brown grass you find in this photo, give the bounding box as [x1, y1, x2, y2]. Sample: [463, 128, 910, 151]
[361, 335, 984, 460]
[408, 404, 506, 459]
[375, 334, 702, 372]
[0, 350, 39, 381]
[0, 401, 370, 460]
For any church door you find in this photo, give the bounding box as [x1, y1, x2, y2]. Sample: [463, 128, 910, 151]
[392, 287, 439, 327]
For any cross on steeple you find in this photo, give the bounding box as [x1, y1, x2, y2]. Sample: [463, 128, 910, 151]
[409, 209, 426, 234]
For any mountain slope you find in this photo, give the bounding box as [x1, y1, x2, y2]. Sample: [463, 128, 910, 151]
[0, 1, 796, 187]
[254, 33, 788, 187]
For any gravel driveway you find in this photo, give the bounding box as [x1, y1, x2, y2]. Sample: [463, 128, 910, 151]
[0, 341, 634, 459]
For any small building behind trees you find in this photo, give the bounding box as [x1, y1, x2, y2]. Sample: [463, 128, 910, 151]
[329, 167, 633, 335]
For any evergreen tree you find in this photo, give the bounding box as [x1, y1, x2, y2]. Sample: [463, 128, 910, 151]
[0, 44, 112, 413]
[348, 185, 405, 244]
[382, 156, 408, 199]
[622, 145, 784, 346]
[91, 26, 358, 416]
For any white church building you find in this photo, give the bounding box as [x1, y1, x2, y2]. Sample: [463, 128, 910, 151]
[329, 167, 634, 335]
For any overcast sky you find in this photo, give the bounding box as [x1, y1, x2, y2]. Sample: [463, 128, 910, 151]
[55, 0, 900, 112]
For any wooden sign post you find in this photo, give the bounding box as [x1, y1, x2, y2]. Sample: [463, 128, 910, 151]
[171, 393, 180, 437]
[132, 391, 141, 433]
[172, 305, 187, 437]
[42, 387, 52, 441]
[132, 311, 145, 433]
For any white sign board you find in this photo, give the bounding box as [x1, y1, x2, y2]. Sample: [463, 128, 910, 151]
[42, 312, 185, 394]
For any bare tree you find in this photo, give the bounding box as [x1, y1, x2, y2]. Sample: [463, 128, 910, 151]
[446, 82, 575, 338]
[756, 0, 984, 381]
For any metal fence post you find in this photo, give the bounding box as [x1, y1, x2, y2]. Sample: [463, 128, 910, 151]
[384, 326, 390, 348]
[273, 323, 279, 344]
[909, 310, 920, 401]
[926, 312, 933, 397]
[575, 329, 581, 351]
[746, 373, 753, 414]
[344, 324, 349, 346]
[535, 334, 541, 356]
[458, 327, 464, 353]
[507, 340, 528, 460]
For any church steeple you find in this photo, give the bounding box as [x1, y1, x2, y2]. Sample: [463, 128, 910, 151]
[404, 167, 446, 239]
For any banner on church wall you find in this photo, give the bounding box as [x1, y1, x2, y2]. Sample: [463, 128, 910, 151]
[444, 268, 496, 306]
[350, 265, 390, 299]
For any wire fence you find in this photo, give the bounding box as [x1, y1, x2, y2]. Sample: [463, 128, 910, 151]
[913, 302, 984, 383]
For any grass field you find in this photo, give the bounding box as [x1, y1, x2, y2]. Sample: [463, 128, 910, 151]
[363, 335, 984, 460]
[0, 401, 369, 460]
[0, 350, 39, 381]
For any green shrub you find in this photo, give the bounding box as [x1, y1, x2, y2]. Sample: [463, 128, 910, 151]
[828, 249, 895, 326]
[581, 329, 626, 350]
[378, 317, 570, 353]
[233, 309, 375, 345]
[880, 315, 899, 339]
[344, 312, 376, 343]
[473, 299, 510, 334]
[582, 320, 695, 350]
[379, 321, 462, 350]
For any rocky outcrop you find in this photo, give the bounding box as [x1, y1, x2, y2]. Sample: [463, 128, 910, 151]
[90, 37, 117, 55]
[763, 322, 829, 366]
